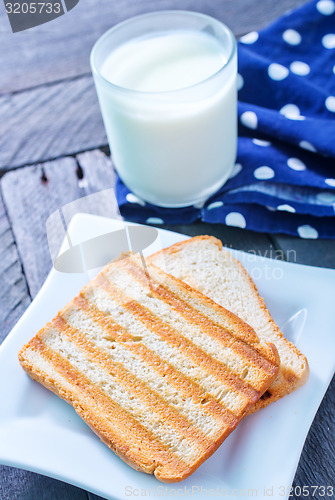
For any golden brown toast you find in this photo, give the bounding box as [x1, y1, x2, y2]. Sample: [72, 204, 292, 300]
[19, 253, 279, 482]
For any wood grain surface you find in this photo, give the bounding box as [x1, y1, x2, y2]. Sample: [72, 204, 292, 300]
[1, 151, 116, 297]
[0, 77, 106, 170]
[274, 234, 335, 269]
[0, 467, 90, 500]
[0, 0, 308, 93]
[0, 195, 31, 342]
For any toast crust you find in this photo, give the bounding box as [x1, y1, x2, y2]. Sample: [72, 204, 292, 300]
[149, 235, 309, 412]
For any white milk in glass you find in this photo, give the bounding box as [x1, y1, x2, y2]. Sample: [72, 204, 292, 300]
[91, 13, 237, 207]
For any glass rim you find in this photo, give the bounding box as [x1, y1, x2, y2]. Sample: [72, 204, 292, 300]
[90, 10, 237, 96]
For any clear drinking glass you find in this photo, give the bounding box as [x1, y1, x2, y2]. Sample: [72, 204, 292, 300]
[91, 11, 237, 208]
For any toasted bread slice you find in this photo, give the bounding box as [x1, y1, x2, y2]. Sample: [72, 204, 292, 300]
[149, 236, 309, 412]
[19, 253, 279, 482]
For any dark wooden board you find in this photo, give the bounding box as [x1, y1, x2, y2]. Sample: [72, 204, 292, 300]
[293, 375, 335, 495]
[0, 193, 31, 342]
[272, 234, 335, 269]
[0, 0, 308, 94]
[0, 467, 89, 500]
[0, 77, 106, 171]
[0, 151, 117, 297]
[164, 223, 277, 256]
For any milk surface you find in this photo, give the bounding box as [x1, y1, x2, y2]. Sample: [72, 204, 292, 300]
[95, 30, 237, 207]
[101, 32, 226, 92]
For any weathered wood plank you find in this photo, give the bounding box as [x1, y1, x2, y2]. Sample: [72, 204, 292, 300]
[0, 194, 31, 343]
[272, 234, 335, 269]
[0, 77, 106, 170]
[164, 223, 275, 255]
[292, 375, 335, 496]
[0, 467, 89, 500]
[1, 151, 116, 297]
[0, 0, 308, 94]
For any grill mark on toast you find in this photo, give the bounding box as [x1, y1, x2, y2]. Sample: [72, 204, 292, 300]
[84, 282, 252, 414]
[145, 264, 279, 375]
[72, 295, 239, 428]
[149, 236, 309, 414]
[121, 258, 278, 377]
[53, 315, 215, 450]
[27, 336, 187, 470]
[29, 334, 200, 466]
[94, 274, 260, 405]
[122, 257, 256, 344]
[19, 349, 169, 476]
[18, 240, 285, 481]
[281, 365, 300, 385]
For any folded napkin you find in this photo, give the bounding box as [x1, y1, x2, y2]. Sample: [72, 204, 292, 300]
[116, 0, 335, 238]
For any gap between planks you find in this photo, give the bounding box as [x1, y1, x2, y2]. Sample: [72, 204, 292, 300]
[0, 152, 117, 298]
[0, 77, 107, 171]
[0, 190, 31, 342]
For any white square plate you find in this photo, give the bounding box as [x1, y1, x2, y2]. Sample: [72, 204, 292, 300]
[0, 214, 334, 499]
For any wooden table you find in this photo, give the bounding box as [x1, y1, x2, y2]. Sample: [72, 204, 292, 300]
[1, 1, 334, 498]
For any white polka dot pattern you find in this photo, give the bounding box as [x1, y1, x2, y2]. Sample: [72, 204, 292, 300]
[254, 166, 275, 180]
[126, 193, 146, 206]
[316, 192, 335, 204]
[240, 111, 258, 129]
[290, 61, 310, 76]
[146, 218, 164, 225]
[287, 158, 306, 171]
[207, 201, 224, 210]
[252, 139, 271, 147]
[325, 96, 335, 112]
[277, 204, 296, 213]
[229, 163, 243, 179]
[297, 225, 319, 239]
[237, 73, 244, 91]
[225, 212, 247, 228]
[322, 34, 335, 49]
[268, 63, 289, 81]
[280, 104, 305, 120]
[299, 141, 317, 152]
[283, 29, 301, 45]
[316, 0, 335, 15]
[240, 31, 259, 44]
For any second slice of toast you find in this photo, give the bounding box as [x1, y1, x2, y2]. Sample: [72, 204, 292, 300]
[149, 236, 309, 412]
[19, 253, 279, 482]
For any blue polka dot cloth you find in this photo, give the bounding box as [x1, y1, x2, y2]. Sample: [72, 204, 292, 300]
[116, 0, 335, 239]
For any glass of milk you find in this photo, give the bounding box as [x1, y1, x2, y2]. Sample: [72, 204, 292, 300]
[91, 11, 237, 207]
